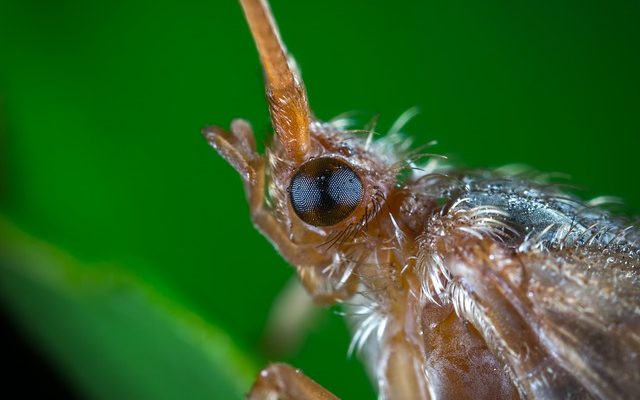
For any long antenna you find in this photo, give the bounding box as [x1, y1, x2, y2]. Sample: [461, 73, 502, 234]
[240, 0, 311, 161]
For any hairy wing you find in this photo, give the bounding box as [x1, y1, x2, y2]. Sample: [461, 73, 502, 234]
[450, 244, 640, 400]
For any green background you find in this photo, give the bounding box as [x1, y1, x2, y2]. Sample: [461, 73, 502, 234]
[0, 0, 638, 398]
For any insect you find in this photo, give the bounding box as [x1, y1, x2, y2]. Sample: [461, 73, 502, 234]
[203, 0, 640, 398]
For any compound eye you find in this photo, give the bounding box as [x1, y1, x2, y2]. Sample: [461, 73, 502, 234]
[289, 157, 363, 226]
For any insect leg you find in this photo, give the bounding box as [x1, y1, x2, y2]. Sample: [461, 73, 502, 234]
[378, 332, 430, 400]
[262, 277, 320, 358]
[247, 363, 339, 400]
[202, 119, 260, 186]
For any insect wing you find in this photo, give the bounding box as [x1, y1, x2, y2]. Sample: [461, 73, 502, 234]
[453, 244, 640, 399]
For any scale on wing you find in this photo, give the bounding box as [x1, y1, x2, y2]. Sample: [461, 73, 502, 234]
[442, 180, 640, 399]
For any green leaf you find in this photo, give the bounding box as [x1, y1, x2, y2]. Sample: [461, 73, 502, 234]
[0, 217, 258, 400]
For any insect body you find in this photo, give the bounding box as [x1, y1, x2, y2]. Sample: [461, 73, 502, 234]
[204, 0, 640, 398]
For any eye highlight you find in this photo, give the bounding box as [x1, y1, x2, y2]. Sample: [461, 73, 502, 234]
[289, 157, 363, 226]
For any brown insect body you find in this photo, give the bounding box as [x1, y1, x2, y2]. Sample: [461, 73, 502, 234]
[204, 1, 640, 399]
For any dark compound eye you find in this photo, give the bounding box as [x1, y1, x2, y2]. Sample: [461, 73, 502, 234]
[289, 157, 363, 226]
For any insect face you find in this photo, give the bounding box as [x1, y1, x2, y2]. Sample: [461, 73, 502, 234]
[264, 122, 398, 256]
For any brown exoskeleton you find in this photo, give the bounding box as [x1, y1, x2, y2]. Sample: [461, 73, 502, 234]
[203, 0, 640, 398]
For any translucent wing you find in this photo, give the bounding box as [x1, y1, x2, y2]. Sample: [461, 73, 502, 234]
[451, 231, 640, 399]
[409, 173, 640, 399]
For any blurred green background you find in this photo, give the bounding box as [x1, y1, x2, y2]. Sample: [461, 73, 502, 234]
[0, 0, 638, 398]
